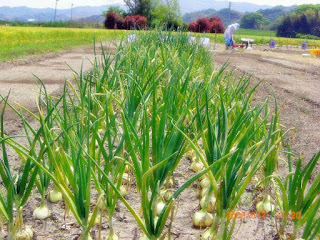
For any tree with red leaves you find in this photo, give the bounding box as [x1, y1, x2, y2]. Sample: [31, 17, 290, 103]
[124, 15, 136, 29]
[188, 17, 224, 33]
[196, 18, 212, 32]
[124, 15, 147, 30]
[135, 15, 147, 29]
[188, 22, 197, 32]
[209, 17, 225, 33]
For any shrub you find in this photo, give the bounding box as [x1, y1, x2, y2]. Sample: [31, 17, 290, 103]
[188, 22, 197, 32]
[166, 20, 181, 30]
[209, 17, 225, 33]
[188, 17, 224, 33]
[124, 15, 147, 30]
[124, 15, 136, 29]
[196, 18, 212, 33]
[135, 15, 147, 29]
[296, 33, 320, 40]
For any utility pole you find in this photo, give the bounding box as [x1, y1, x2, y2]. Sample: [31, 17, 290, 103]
[54, 0, 59, 22]
[229, 2, 232, 25]
[71, 3, 74, 22]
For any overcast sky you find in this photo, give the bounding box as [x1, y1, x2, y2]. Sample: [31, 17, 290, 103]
[0, 0, 319, 9]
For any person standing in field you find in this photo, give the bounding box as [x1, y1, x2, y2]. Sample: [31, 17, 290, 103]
[224, 23, 240, 50]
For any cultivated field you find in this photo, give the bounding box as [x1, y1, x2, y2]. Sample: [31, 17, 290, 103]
[0, 26, 126, 61]
[199, 29, 320, 47]
[2, 26, 320, 63]
[0, 29, 319, 240]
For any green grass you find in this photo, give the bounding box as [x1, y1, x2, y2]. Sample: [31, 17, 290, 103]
[192, 28, 320, 48]
[237, 29, 276, 37]
[2, 26, 320, 63]
[0, 26, 127, 62]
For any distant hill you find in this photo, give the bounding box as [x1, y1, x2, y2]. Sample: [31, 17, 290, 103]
[183, 8, 243, 27]
[258, 5, 297, 23]
[0, 1, 272, 22]
[0, 4, 124, 22]
[78, 15, 105, 24]
[217, 9, 244, 27]
[0, 2, 296, 26]
[183, 9, 217, 23]
[178, 0, 271, 14]
[183, 5, 298, 28]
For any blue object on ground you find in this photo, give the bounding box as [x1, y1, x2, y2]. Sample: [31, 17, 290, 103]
[302, 42, 307, 50]
[225, 38, 232, 46]
[270, 40, 276, 48]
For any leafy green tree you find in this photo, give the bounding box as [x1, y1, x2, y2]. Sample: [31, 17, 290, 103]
[293, 14, 310, 35]
[276, 4, 320, 38]
[152, 0, 182, 28]
[295, 4, 320, 15]
[276, 16, 294, 37]
[103, 6, 127, 17]
[124, 0, 156, 20]
[240, 12, 267, 29]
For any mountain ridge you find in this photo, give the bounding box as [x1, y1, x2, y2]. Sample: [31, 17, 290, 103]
[0, 2, 297, 23]
[183, 5, 297, 27]
[0, 5, 122, 22]
[0, 1, 275, 22]
[178, 0, 272, 14]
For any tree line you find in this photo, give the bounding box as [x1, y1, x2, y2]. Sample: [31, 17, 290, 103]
[239, 4, 320, 39]
[104, 0, 225, 33]
[104, 0, 182, 30]
[104, 1, 320, 39]
[276, 5, 320, 38]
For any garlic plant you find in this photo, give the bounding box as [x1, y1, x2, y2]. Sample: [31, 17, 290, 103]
[256, 195, 274, 214]
[33, 204, 51, 220]
[48, 186, 63, 203]
[155, 201, 166, 216]
[120, 32, 208, 239]
[186, 73, 282, 239]
[269, 152, 320, 240]
[192, 209, 213, 228]
[200, 194, 216, 213]
[0, 96, 37, 239]
[15, 226, 33, 240]
[190, 160, 204, 172]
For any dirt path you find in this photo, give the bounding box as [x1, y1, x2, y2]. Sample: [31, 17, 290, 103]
[213, 45, 320, 160]
[0, 43, 117, 121]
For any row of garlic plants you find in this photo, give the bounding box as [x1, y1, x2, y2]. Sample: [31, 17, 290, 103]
[0, 30, 319, 240]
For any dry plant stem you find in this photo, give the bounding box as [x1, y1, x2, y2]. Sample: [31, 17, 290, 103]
[8, 207, 23, 240]
[98, 208, 102, 240]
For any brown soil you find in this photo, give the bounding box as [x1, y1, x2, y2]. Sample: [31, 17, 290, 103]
[213, 44, 320, 160]
[0, 43, 319, 240]
[0, 43, 117, 120]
